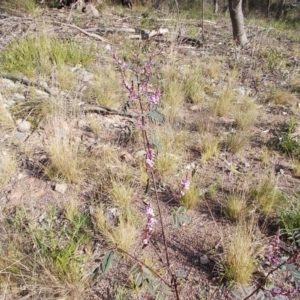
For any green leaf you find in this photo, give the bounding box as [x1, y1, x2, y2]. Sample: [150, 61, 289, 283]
[151, 134, 162, 152]
[179, 215, 191, 224]
[101, 251, 114, 273]
[145, 281, 156, 296]
[130, 263, 140, 275]
[146, 109, 164, 125]
[177, 206, 185, 214]
[171, 214, 179, 228]
[135, 272, 143, 287]
[142, 266, 153, 277]
[162, 284, 173, 296]
[135, 150, 146, 157]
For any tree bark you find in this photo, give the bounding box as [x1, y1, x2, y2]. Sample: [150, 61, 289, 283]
[228, 0, 248, 47]
[267, 0, 272, 18]
[214, 0, 219, 13]
[276, 0, 286, 19]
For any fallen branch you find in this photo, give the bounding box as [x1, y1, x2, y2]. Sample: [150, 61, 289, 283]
[62, 23, 106, 42]
[83, 105, 139, 118]
[85, 27, 169, 39]
[0, 73, 52, 95]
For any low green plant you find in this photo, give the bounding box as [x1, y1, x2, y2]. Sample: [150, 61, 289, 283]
[35, 211, 91, 283]
[281, 202, 300, 235]
[0, 34, 95, 76]
[1, 0, 37, 13]
[275, 119, 300, 158]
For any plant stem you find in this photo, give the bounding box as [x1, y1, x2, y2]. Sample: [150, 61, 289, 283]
[116, 247, 171, 288]
[243, 260, 287, 300]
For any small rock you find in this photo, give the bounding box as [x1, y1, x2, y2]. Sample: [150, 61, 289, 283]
[86, 3, 100, 17]
[13, 93, 25, 101]
[190, 104, 202, 111]
[57, 120, 70, 137]
[106, 207, 119, 223]
[36, 90, 49, 98]
[13, 132, 27, 142]
[0, 78, 16, 89]
[55, 183, 68, 194]
[16, 119, 31, 132]
[79, 70, 94, 82]
[120, 151, 134, 163]
[105, 44, 112, 51]
[200, 255, 209, 265]
[17, 172, 28, 180]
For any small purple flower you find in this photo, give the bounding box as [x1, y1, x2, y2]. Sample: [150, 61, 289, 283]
[142, 204, 157, 245]
[264, 229, 281, 266]
[122, 79, 131, 91]
[145, 149, 155, 169]
[148, 87, 161, 105]
[174, 174, 190, 198]
[264, 287, 297, 298]
[128, 89, 137, 101]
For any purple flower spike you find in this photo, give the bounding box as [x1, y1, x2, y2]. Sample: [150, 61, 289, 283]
[264, 229, 281, 266]
[148, 87, 161, 105]
[142, 204, 157, 245]
[264, 287, 296, 298]
[128, 89, 137, 101]
[145, 149, 155, 169]
[174, 174, 190, 198]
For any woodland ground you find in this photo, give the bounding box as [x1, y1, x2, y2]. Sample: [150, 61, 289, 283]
[0, 2, 300, 300]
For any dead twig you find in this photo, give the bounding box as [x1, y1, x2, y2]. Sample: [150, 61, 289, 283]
[0, 73, 52, 95]
[83, 105, 139, 118]
[62, 22, 107, 42]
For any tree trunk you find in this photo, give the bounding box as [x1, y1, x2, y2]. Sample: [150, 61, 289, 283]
[276, 0, 286, 19]
[267, 0, 272, 18]
[214, 0, 219, 13]
[228, 0, 248, 47]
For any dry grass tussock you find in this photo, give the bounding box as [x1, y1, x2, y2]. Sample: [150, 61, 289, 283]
[0, 150, 16, 188]
[221, 218, 263, 285]
[93, 204, 139, 252]
[1, 3, 300, 299]
[43, 117, 83, 183]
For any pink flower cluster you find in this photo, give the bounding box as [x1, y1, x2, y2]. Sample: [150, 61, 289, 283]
[145, 149, 155, 169]
[113, 53, 137, 102]
[148, 87, 161, 106]
[142, 204, 158, 245]
[264, 229, 281, 266]
[174, 175, 190, 198]
[264, 287, 296, 298]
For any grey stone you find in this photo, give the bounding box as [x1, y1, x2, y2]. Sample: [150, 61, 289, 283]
[55, 183, 68, 194]
[16, 119, 31, 132]
[200, 255, 209, 265]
